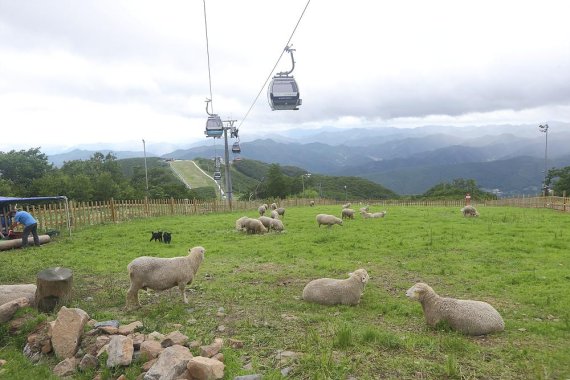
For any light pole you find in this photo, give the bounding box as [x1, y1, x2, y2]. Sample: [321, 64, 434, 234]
[301, 173, 311, 196]
[539, 124, 549, 195]
[142, 139, 149, 194]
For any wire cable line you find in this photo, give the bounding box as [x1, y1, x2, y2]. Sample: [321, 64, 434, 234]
[237, 0, 311, 130]
[203, 0, 215, 113]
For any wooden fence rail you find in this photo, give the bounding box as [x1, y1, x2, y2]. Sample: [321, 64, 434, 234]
[7, 196, 569, 234]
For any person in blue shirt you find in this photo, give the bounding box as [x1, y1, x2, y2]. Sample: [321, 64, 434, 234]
[10, 209, 40, 248]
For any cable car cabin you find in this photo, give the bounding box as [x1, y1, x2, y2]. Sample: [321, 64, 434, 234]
[268, 76, 302, 111]
[232, 142, 241, 154]
[205, 115, 224, 137]
[213, 171, 222, 180]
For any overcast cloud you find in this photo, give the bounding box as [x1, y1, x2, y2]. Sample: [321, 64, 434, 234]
[1, 0, 570, 154]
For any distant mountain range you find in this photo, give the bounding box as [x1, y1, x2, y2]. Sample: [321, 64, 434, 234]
[47, 123, 570, 196]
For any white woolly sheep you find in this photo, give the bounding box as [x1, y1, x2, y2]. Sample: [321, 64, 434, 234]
[262, 203, 269, 210]
[341, 208, 355, 219]
[342, 202, 351, 209]
[258, 205, 266, 216]
[126, 246, 206, 307]
[243, 218, 268, 234]
[359, 206, 369, 213]
[258, 216, 273, 230]
[270, 203, 278, 210]
[302, 269, 369, 306]
[270, 210, 279, 219]
[269, 218, 284, 232]
[309, 201, 315, 207]
[235, 216, 248, 231]
[316, 214, 343, 228]
[461, 205, 479, 217]
[276, 207, 286, 218]
[406, 282, 505, 336]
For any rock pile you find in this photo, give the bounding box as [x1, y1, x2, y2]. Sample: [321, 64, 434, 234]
[21, 306, 229, 380]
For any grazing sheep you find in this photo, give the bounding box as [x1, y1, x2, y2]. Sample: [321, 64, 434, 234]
[235, 216, 249, 231]
[258, 205, 266, 216]
[126, 246, 206, 307]
[243, 218, 268, 234]
[342, 202, 351, 209]
[269, 218, 284, 232]
[258, 216, 273, 230]
[341, 208, 355, 219]
[316, 214, 343, 228]
[276, 207, 286, 218]
[270, 210, 279, 219]
[270, 203, 278, 210]
[302, 269, 369, 306]
[405, 283, 504, 336]
[309, 201, 315, 207]
[461, 205, 479, 217]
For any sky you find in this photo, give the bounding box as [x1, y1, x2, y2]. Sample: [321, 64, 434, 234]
[1, 0, 570, 155]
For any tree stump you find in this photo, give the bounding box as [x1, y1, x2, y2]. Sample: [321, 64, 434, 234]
[35, 267, 73, 313]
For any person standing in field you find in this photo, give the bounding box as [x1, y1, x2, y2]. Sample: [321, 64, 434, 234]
[10, 208, 41, 248]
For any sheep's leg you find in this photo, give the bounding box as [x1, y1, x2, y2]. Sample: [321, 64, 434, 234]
[179, 283, 188, 303]
[126, 285, 140, 307]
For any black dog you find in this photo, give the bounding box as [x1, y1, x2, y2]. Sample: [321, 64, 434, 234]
[150, 231, 163, 242]
[162, 232, 172, 244]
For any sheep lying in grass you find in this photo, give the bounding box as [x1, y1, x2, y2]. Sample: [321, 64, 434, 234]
[302, 269, 369, 306]
[342, 202, 351, 209]
[316, 214, 343, 228]
[276, 207, 286, 218]
[406, 282, 504, 336]
[341, 208, 355, 219]
[126, 246, 206, 308]
[359, 205, 369, 213]
[235, 216, 248, 231]
[243, 218, 268, 234]
[461, 205, 479, 217]
[361, 211, 386, 219]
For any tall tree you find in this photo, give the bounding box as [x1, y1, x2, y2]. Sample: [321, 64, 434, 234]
[265, 164, 289, 198]
[0, 148, 53, 195]
[547, 166, 570, 195]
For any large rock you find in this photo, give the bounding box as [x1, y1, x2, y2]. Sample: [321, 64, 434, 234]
[0, 284, 36, 306]
[144, 345, 193, 380]
[106, 335, 134, 367]
[186, 356, 225, 380]
[53, 357, 79, 377]
[51, 307, 90, 359]
[199, 338, 223, 358]
[140, 340, 163, 361]
[0, 297, 29, 323]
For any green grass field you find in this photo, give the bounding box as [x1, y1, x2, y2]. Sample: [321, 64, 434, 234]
[1, 205, 569, 379]
[170, 160, 217, 189]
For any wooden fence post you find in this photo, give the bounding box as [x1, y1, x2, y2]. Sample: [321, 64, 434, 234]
[110, 198, 116, 223]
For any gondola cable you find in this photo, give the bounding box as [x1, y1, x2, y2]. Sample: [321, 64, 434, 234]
[202, 0, 214, 112]
[237, 0, 311, 130]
